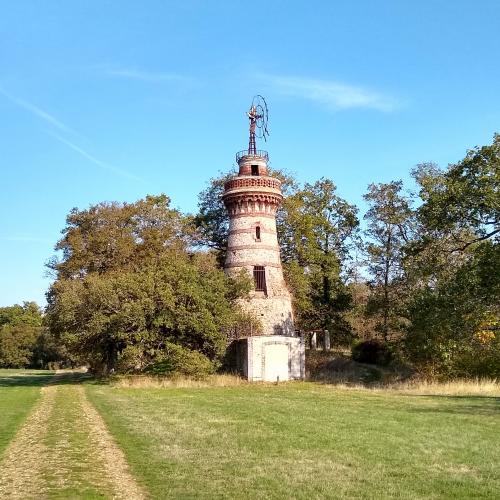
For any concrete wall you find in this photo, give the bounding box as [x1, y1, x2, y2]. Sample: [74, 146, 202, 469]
[246, 336, 305, 381]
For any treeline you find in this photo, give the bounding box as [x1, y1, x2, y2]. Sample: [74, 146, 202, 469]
[0, 302, 70, 369]
[3, 134, 498, 378]
[197, 134, 499, 378]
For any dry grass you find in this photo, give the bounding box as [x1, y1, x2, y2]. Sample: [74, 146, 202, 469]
[113, 372, 500, 396]
[388, 377, 500, 396]
[112, 373, 249, 389]
[323, 377, 500, 396]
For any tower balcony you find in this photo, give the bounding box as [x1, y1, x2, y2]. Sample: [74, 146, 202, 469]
[224, 176, 282, 192]
[235, 150, 269, 163]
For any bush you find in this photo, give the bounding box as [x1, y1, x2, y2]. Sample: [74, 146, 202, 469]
[352, 339, 392, 366]
[146, 343, 216, 378]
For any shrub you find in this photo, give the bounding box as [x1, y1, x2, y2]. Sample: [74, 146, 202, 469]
[146, 343, 216, 378]
[352, 339, 392, 366]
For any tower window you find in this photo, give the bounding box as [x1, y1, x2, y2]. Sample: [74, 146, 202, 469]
[253, 266, 266, 293]
[251, 164, 259, 176]
[255, 226, 261, 241]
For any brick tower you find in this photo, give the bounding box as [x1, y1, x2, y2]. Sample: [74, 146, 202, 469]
[222, 98, 305, 381]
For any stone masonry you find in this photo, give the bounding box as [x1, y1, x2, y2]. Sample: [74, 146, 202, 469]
[222, 152, 295, 336]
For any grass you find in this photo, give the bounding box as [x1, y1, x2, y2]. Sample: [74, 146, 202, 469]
[87, 380, 500, 499]
[40, 383, 116, 498]
[1, 369, 499, 499]
[0, 369, 54, 456]
[111, 373, 249, 388]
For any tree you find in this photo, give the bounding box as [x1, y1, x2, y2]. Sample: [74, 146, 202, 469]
[363, 181, 414, 341]
[0, 325, 40, 368]
[0, 301, 42, 328]
[46, 195, 251, 375]
[194, 171, 234, 266]
[48, 194, 193, 279]
[404, 242, 500, 377]
[280, 178, 359, 338]
[0, 302, 64, 368]
[401, 136, 500, 376]
[414, 134, 500, 251]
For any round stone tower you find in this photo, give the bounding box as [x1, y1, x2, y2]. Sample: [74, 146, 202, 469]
[221, 98, 305, 382]
[222, 151, 294, 336]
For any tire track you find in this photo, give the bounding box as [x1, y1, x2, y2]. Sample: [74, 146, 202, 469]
[0, 371, 146, 499]
[78, 385, 146, 499]
[0, 378, 58, 498]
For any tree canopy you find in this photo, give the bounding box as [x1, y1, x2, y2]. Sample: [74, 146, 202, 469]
[34, 133, 500, 378]
[46, 195, 250, 375]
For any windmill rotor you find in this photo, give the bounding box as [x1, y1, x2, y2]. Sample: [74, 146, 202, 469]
[251, 95, 269, 141]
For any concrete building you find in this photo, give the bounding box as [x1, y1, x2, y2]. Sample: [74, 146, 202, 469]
[222, 106, 305, 381]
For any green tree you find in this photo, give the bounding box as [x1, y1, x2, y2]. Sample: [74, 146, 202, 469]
[0, 325, 40, 368]
[414, 134, 499, 250]
[404, 242, 500, 377]
[281, 179, 359, 339]
[46, 195, 251, 375]
[0, 301, 43, 328]
[402, 135, 500, 376]
[194, 170, 234, 265]
[0, 302, 63, 368]
[48, 194, 192, 278]
[363, 181, 414, 341]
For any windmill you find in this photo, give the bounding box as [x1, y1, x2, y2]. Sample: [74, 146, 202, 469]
[246, 95, 269, 155]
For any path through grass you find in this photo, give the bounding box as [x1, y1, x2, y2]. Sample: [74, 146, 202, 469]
[0, 369, 53, 457]
[87, 382, 500, 499]
[0, 371, 145, 500]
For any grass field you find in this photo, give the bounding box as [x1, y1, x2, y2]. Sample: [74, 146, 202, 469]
[0, 369, 54, 456]
[1, 370, 499, 499]
[87, 381, 500, 499]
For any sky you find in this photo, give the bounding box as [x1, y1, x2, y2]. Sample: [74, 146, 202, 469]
[1, 0, 499, 307]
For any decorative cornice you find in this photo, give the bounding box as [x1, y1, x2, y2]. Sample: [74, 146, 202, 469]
[227, 244, 279, 251]
[223, 193, 282, 205]
[229, 212, 277, 219]
[224, 177, 281, 191]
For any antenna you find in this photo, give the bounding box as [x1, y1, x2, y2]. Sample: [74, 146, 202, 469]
[246, 95, 269, 155]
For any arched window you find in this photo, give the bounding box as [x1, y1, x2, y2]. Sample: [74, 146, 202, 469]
[255, 226, 261, 241]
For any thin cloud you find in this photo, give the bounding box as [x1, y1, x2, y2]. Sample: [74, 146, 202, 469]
[260, 74, 400, 112]
[0, 86, 80, 135]
[48, 132, 144, 182]
[105, 68, 190, 84]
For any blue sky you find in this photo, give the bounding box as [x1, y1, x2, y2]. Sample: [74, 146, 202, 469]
[1, 0, 499, 307]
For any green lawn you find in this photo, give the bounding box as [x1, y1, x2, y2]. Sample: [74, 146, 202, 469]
[87, 382, 500, 499]
[0, 369, 54, 456]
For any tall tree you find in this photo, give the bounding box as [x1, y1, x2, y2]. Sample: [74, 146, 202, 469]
[363, 181, 414, 341]
[401, 135, 500, 375]
[281, 178, 359, 338]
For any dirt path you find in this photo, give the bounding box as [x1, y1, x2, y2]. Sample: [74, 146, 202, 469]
[0, 371, 146, 499]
